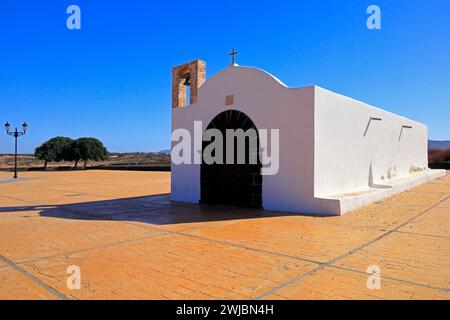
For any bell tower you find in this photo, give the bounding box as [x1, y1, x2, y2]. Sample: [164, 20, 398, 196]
[172, 60, 206, 108]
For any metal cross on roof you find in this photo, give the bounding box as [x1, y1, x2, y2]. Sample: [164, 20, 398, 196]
[229, 48, 238, 64]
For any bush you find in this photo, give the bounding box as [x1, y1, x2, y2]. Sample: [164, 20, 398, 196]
[428, 149, 450, 163]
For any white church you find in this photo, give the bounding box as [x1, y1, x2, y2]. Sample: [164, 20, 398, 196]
[170, 58, 445, 216]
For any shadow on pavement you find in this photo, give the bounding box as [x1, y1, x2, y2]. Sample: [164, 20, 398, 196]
[0, 194, 310, 225]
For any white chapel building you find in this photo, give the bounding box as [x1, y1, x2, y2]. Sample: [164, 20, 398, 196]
[171, 59, 445, 216]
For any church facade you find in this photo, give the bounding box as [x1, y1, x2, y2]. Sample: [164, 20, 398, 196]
[171, 59, 445, 216]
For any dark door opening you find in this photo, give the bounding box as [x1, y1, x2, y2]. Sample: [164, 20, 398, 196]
[201, 110, 262, 208]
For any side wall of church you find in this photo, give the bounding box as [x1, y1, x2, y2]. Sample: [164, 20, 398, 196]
[314, 86, 429, 197]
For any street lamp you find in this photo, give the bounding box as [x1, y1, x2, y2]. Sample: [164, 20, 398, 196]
[4, 122, 28, 179]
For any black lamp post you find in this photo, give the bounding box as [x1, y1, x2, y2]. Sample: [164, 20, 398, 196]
[4, 122, 28, 179]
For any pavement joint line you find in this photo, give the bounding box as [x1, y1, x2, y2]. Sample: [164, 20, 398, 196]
[0, 194, 38, 205]
[123, 217, 217, 235]
[392, 230, 450, 240]
[254, 195, 450, 299]
[13, 231, 171, 267]
[145, 266, 247, 299]
[1, 185, 179, 211]
[375, 203, 428, 208]
[326, 264, 450, 293]
[54, 206, 183, 234]
[7, 176, 122, 189]
[0, 254, 68, 300]
[0, 177, 35, 185]
[3, 183, 125, 200]
[38, 185, 169, 201]
[52, 204, 168, 218]
[292, 219, 394, 233]
[252, 264, 326, 300]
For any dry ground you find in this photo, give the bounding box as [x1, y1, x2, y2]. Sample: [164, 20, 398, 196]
[0, 153, 170, 169]
[0, 170, 449, 300]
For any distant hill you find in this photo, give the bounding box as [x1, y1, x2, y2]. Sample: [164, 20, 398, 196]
[429, 140, 450, 150]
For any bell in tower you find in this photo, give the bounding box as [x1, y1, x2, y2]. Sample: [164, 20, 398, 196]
[172, 60, 206, 108]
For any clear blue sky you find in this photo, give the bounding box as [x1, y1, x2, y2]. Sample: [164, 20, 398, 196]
[0, 0, 449, 153]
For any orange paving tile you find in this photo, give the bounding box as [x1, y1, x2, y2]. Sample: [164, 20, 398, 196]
[0, 170, 448, 300]
[437, 197, 450, 208]
[332, 232, 450, 290]
[184, 217, 384, 263]
[398, 207, 449, 237]
[261, 267, 450, 300]
[316, 203, 425, 230]
[0, 265, 58, 300]
[0, 218, 165, 263]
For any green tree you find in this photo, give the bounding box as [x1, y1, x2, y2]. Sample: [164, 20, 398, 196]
[34, 137, 73, 169]
[66, 137, 109, 169]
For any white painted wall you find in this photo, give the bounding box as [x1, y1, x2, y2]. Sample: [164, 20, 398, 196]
[314, 86, 429, 197]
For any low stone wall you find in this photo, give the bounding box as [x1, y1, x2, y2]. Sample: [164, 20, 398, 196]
[429, 163, 450, 170]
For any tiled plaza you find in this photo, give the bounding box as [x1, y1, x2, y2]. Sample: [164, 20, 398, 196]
[0, 170, 448, 299]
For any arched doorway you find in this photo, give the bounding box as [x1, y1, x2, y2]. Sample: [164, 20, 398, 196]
[201, 110, 262, 208]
